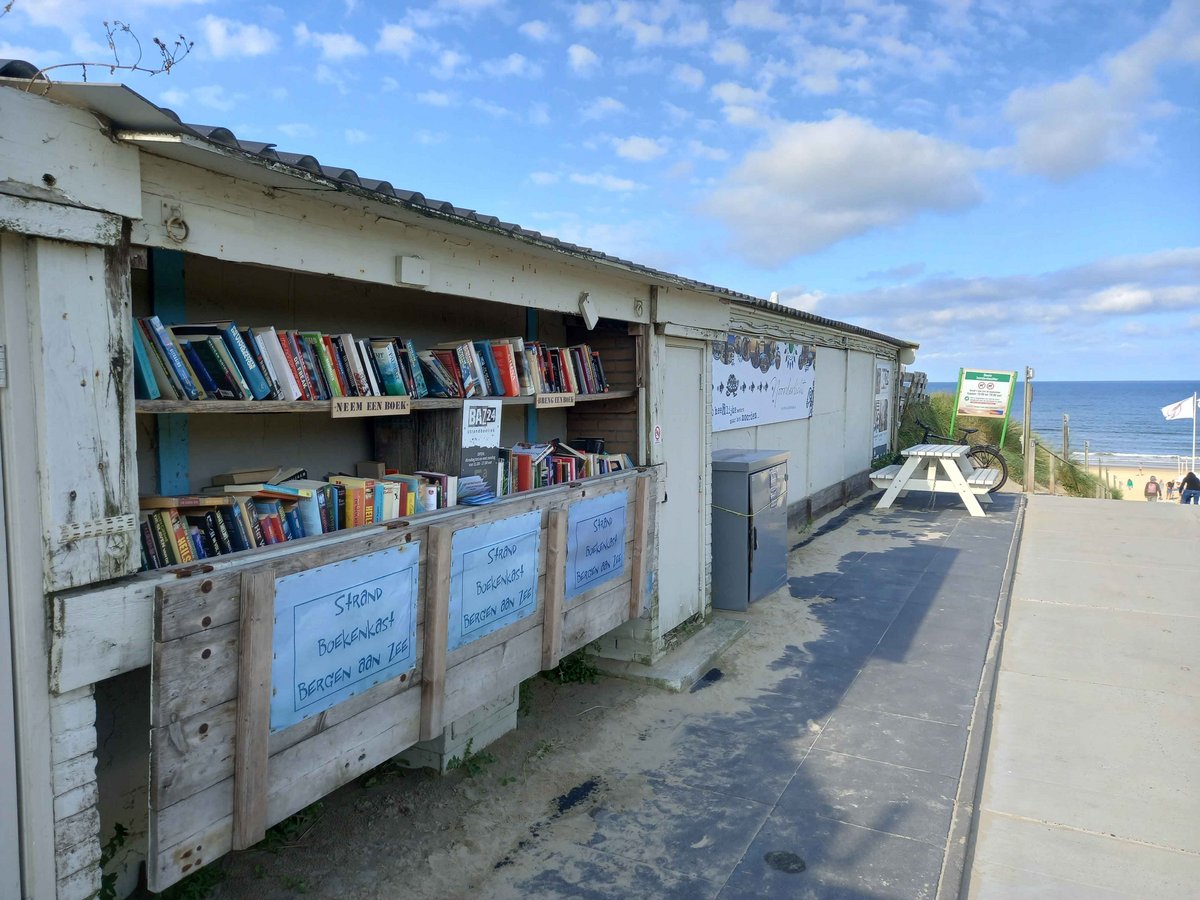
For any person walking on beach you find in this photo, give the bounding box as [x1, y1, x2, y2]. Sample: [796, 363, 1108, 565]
[1167, 480, 1177, 501]
[1144, 476, 1162, 502]
[1180, 471, 1200, 505]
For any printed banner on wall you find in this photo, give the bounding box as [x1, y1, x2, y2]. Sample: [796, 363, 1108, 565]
[872, 360, 892, 457]
[711, 334, 816, 432]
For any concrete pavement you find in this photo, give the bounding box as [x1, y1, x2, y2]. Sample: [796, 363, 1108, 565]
[964, 496, 1200, 898]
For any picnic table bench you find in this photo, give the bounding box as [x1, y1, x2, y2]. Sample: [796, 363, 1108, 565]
[870, 443, 999, 517]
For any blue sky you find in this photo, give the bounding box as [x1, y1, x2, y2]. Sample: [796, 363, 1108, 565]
[3, 0, 1198, 381]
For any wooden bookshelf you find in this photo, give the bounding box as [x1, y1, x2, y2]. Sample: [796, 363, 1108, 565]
[135, 390, 637, 414]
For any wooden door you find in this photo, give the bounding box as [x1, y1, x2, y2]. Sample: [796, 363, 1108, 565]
[657, 340, 705, 633]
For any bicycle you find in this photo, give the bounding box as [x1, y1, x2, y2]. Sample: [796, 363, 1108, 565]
[915, 419, 1009, 492]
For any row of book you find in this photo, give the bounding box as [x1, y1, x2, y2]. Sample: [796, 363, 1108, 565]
[138, 443, 633, 570]
[138, 465, 467, 570]
[132, 315, 612, 403]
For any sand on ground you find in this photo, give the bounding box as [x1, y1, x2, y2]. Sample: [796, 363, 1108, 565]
[1088, 463, 1193, 502]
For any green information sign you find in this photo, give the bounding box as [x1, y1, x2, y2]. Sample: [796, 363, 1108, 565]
[951, 368, 1017, 446]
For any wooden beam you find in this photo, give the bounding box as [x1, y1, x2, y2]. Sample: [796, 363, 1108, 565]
[232, 568, 274, 850]
[629, 473, 652, 620]
[541, 508, 567, 670]
[419, 525, 453, 741]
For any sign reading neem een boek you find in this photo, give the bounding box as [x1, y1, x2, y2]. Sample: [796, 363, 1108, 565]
[270, 544, 419, 732]
[955, 369, 1016, 419]
[711, 334, 816, 432]
[448, 510, 541, 651]
[565, 490, 628, 600]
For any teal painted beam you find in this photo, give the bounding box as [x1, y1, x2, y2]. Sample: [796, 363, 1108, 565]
[150, 248, 190, 494]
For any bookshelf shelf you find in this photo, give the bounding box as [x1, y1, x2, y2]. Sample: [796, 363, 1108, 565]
[134, 390, 637, 415]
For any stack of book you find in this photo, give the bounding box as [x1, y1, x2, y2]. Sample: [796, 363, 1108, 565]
[133, 318, 612, 403]
[498, 440, 631, 496]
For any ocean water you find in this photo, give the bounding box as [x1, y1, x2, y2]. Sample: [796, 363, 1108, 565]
[925, 380, 1200, 461]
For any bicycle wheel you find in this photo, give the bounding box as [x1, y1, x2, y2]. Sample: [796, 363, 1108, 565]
[967, 446, 1008, 493]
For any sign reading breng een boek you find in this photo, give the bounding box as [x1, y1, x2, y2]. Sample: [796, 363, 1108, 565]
[565, 490, 628, 600]
[448, 510, 541, 651]
[270, 544, 419, 732]
[711, 334, 816, 432]
[955, 369, 1016, 419]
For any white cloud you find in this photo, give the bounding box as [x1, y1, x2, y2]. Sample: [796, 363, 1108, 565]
[277, 122, 316, 138]
[1004, 0, 1200, 181]
[433, 49, 469, 79]
[529, 171, 560, 185]
[712, 38, 750, 68]
[415, 129, 448, 144]
[725, 0, 789, 30]
[582, 96, 626, 119]
[470, 97, 513, 118]
[711, 81, 766, 106]
[201, 15, 278, 58]
[791, 44, 870, 95]
[613, 135, 667, 161]
[484, 53, 541, 77]
[294, 23, 368, 61]
[689, 140, 729, 161]
[570, 171, 643, 191]
[528, 102, 551, 125]
[573, 2, 608, 29]
[417, 89, 454, 106]
[672, 63, 705, 90]
[192, 85, 239, 111]
[315, 63, 350, 93]
[345, 129, 368, 144]
[376, 24, 418, 58]
[705, 116, 983, 264]
[520, 20, 552, 41]
[381, 77, 400, 92]
[568, 43, 600, 75]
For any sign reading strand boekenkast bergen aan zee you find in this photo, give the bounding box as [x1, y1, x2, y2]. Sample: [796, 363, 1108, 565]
[955, 369, 1016, 419]
[448, 510, 541, 651]
[270, 544, 419, 732]
[711, 334, 816, 432]
[565, 490, 628, 600]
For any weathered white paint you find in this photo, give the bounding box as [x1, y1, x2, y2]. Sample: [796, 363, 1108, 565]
[134, 154, 652, 326]
[0, 194, 124, 245]
[27, 239, 139, 592]
[0, 361, 22, 900]
[0, 234, 57, 900]
[652, 284, 731, 332]
[657, 340, 707, 633]
[0, 84, 142, 219]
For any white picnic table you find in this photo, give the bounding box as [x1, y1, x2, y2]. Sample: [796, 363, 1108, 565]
[870, 443, 1000, 518]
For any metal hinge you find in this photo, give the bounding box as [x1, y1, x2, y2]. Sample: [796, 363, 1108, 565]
[0, 344, 7, 388]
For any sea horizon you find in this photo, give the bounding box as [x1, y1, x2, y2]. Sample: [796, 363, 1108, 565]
[924, 379, 1200, 462]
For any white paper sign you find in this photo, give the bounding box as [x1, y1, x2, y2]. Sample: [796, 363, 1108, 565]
[270, 544, 419, 732]
[565, 490, 628, 600]
[873, 360, 892, 457]
[448, 510, 542, 651]
[711, 335, 816, 432]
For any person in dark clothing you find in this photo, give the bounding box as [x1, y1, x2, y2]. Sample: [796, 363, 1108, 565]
[1180, 471, 1200, 505]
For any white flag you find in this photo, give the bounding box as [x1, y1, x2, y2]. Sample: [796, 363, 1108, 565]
[1162, 396, 1197, 421]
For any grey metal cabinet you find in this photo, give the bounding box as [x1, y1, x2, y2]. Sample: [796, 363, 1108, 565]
[711, 449, 789, 611]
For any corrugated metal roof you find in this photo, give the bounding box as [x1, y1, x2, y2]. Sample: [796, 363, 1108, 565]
[0, 59, 915, 350]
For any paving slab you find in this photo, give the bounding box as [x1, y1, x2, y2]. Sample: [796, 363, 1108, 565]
[964, 497, 1200, 899]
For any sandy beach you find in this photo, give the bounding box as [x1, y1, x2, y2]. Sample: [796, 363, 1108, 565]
[1085, 462, 1195, 502]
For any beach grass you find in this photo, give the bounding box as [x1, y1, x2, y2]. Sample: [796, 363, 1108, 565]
[897, 394, 1118, 500]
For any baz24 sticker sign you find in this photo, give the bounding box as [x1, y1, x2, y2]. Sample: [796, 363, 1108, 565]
[711, 334, 816, 432]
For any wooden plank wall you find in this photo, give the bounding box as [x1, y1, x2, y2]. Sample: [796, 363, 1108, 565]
[147, 468, 654, 891]
[565, 323, 642, 460]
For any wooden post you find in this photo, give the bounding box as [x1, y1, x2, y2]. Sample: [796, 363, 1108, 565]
[541, 509, 567, 670]
[1023, 369, 1034, 494]
[628, 473, 652, 619]
[420, 525, 453, 742]
[232, 568, 275, 850]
